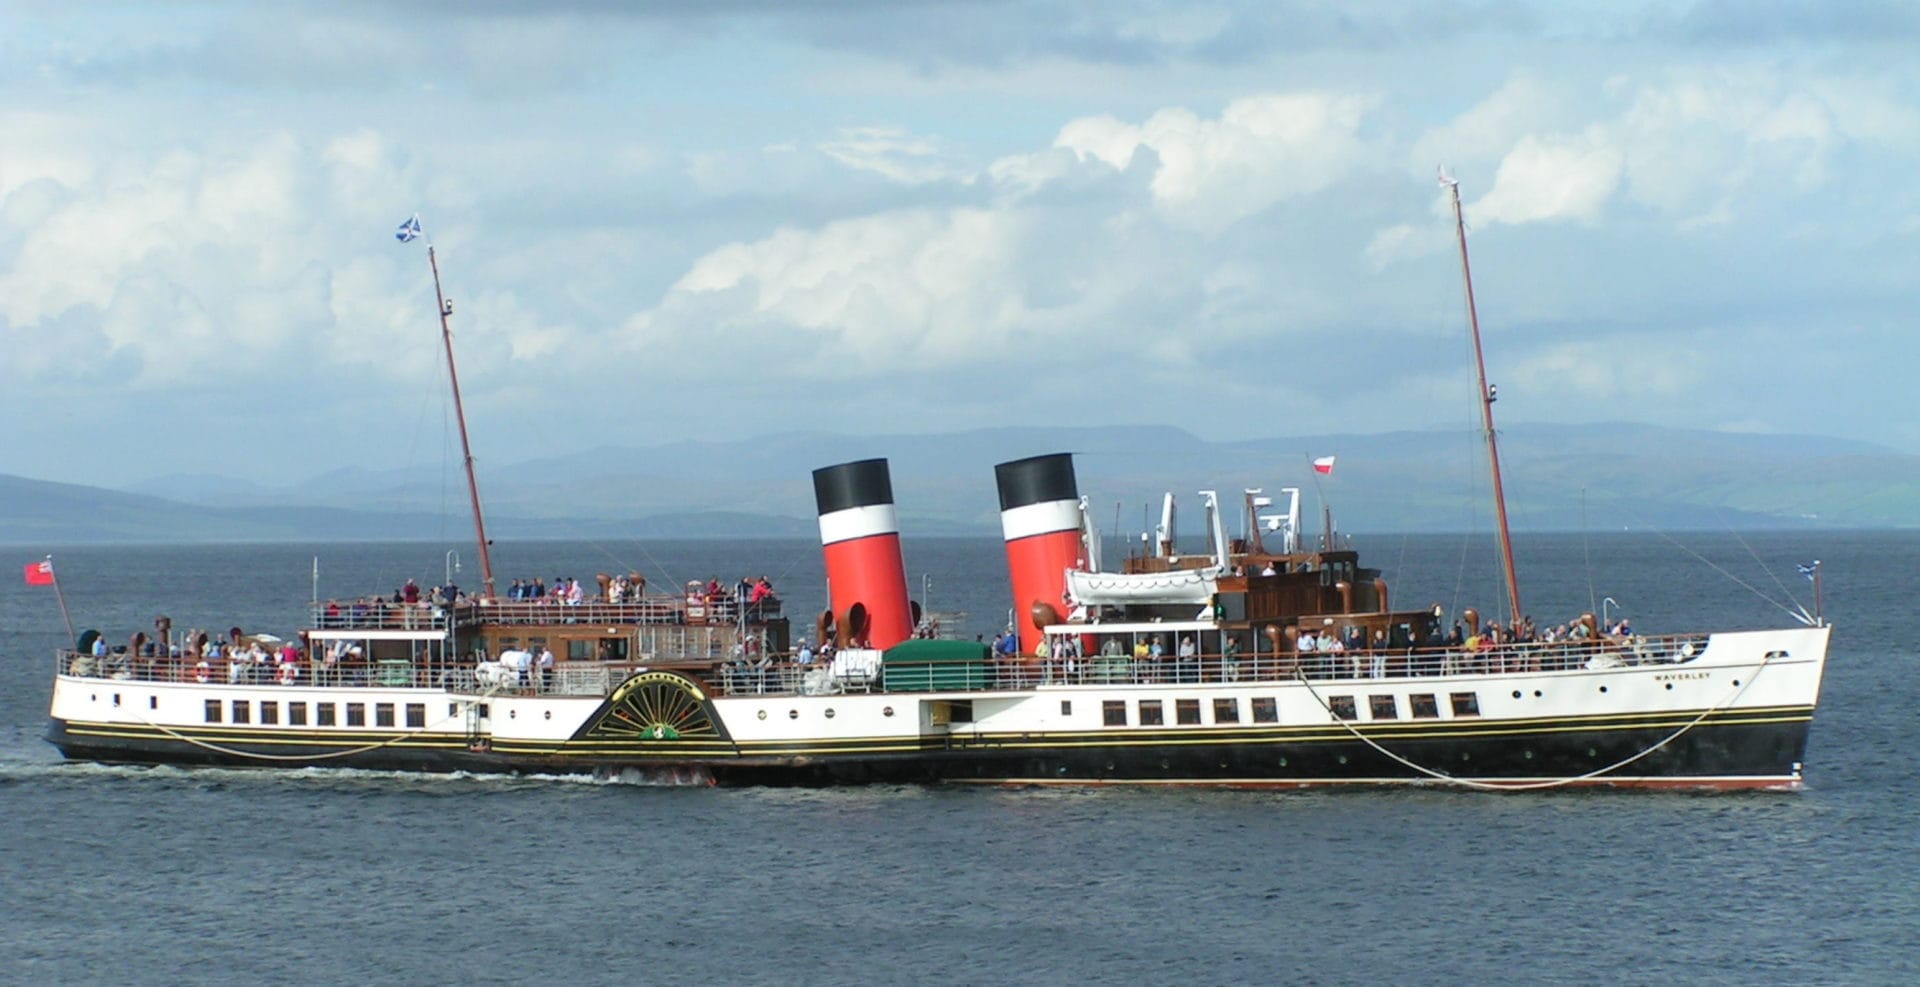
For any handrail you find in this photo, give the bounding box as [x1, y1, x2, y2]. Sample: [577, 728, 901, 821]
[57, 632, 1717, 700]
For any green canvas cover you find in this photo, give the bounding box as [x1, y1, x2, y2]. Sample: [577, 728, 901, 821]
[882, 639, 989, 691]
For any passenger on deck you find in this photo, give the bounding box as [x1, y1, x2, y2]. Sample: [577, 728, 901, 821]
[537, 645, 555, 691]
[1260, 561, 1278, 576]
[402, 579, 420, 605]
[1176, 636, 1197, 684]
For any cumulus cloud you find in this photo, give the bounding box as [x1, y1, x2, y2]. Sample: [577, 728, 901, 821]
[1050, 93, 1379, 232]
[1434, 70, 1895, 232]
[622, 92, 1393, 387]
[8, 0, 1920, 488]
[1471, 131, 1624, 226]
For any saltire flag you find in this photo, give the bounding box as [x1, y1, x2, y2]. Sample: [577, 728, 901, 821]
[22, 559, 54, 586]
[395, 215, 422, 243]
[1312, 456, 1336, 475]
[1797, 562, 1819, 581]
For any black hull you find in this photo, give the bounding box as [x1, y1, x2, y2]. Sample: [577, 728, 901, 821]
[48, 713, 1812, 790]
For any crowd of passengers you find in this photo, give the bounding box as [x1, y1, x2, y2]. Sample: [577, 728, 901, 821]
[964, 610, 1651, 687]
[311, 574, 782, 629]
[67, 633, 377, 687]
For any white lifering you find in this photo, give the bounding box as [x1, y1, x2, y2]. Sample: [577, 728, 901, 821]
[194, 661, 211, 684]
[277, 662, 298, 685]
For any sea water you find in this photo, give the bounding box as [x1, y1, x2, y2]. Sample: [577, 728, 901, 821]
[0, 532, 1912, 984]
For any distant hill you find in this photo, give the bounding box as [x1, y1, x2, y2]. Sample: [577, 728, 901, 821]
[6, 422, 1915, 544]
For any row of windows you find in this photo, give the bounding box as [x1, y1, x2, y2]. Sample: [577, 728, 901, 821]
[205, 699, 441, 729]
[1099, 692, 1481, 728]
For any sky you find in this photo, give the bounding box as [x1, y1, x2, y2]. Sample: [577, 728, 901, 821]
[3, 0, 1918, 489]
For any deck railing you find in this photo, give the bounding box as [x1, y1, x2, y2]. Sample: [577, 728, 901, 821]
[57, 633, 1711, 699]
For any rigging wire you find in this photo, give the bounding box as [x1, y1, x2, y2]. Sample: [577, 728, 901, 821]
[1716, 507, 1806, 615]
[1622, 507, 1813, 625]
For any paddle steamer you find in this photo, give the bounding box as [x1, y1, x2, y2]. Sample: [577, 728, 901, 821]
[44, 186, 1830, 789]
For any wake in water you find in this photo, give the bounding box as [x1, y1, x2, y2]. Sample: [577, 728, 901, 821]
[0, 758, 716, 790]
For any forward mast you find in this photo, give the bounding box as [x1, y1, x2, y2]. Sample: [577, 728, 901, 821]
[1441, 173, 1522, 626]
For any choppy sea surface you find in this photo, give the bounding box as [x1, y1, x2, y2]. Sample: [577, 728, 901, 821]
[0, 531, 1912, 985]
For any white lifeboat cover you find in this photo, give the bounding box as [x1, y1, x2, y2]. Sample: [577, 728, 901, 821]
[1067, 568, 1218, 605]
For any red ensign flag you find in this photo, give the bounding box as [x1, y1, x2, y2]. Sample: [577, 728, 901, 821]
[22, 560, 54, 586]
[1312, 456, 1336, 475]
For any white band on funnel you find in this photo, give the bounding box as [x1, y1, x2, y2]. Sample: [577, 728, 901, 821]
[1000, 499, 1082, 542]
[819, 503, 901, 545]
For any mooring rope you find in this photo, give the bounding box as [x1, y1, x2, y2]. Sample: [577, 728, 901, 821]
[1290, 647, 1778, 791]
[122, 695, 477, 763]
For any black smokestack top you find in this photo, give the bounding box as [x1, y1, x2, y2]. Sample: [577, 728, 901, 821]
[813, 458, 896, 515]
[994, 453, 1078, 512]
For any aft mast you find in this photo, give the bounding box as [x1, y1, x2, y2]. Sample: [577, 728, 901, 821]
[424, 239, 498, 600]
[1440, 172, 1522, 625]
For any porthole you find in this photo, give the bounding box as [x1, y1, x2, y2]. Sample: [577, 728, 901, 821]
[883, 706, 894, 717]
[788, 709, 799, 720]
[1665, 683, 1674, 691]
[1732, 680, 1741, 687]
[509, 710, 516, 718]
[544, 710, 551, 720]
[825, 708, 836, 719]
[1587, 748, 1598, 758]
[1532, 690, 1542, 698]
[1460, 752, 1471, 761]
[1337, 755, 1348, 765]
[1523, 750, 1534, 760]
[757, 709, 768, 720]
[1598, 686, 1608, 694]
[1056, 765, 1069, 776]
[1512, 690, 1522, 699]
[1277, 757, 1288, 767]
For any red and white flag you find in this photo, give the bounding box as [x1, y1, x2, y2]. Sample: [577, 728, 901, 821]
[22, 559, 54, 586]
[1312, 456, 1336, 475]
